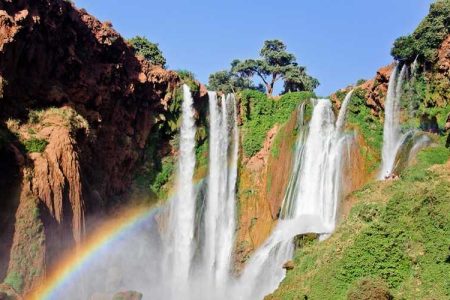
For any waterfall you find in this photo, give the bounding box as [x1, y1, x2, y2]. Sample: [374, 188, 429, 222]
[233, 97, 353, 300]
[280, 101, 308, 218]
[45, 87, 241, 300]
[379, 64, 407, 179]
[203, 92, 239, 289]
[164, 84, 198, 295]
[336, 89, 354, 133]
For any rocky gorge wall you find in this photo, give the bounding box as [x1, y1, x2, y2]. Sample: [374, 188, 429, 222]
[0, 0, 191, 294]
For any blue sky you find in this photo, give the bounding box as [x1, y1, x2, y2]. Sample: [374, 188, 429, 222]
[74, 0, 433, 96]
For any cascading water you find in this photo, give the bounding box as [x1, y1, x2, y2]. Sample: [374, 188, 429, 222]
[163, 84, 198, 296]
[379, 64, 408, 179]
[336, 89, 354, 133]
[45, 88, 353, 300]
[48, 85, 242, 300]
[202, 92, 239, 291]
[232, 96, 353, 300]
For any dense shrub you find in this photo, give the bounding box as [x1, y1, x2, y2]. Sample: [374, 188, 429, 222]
[268, 146, 450, 299]
[391, 0, 450, 63]
[347, 277, 393, 300]
[129, 36, 166, 68]
[150, 157, 175, 197]
[239, 90, 314, 157]
[4, 271, 23, 292]
[176, 70, 199, 93]
[23, 137, 48, 153]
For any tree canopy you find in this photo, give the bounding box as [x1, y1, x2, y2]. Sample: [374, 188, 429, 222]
[391, 0, 450, 63]
[230, 40, 319, 96]
[207, 69, 264, 94]
[129, 36, 166, 68]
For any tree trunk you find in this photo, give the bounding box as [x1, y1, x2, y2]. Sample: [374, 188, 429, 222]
[266, 83, 273, 96]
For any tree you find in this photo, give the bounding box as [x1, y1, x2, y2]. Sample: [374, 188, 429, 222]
[282, 64, 319, 94]
[129, 36, 166, 68]
[231, 40, 318, 96]
[207, 70, 264, 94]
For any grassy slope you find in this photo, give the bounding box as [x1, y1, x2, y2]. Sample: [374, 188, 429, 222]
[267, 145, 450, 300]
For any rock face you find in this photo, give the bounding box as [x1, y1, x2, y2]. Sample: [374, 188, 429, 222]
[331, 64, 393, 117]
[0, 0, 181, 294]
[235, 112, 298, 272]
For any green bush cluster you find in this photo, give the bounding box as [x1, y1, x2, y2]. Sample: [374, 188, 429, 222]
[4, 271, 23, 292]
[23, 137, 48, 153]
[347, 88, 383, 152]
[268, 145, 450, 299]
[177, 70, 200, 93]
[239, 90, 314, 157]
[334, 88, 383, 172]
[391, 0, 450, 63]
[128, 36, 166, 68]
[150, 157, 175, 198]
[347, 277, 393, 300]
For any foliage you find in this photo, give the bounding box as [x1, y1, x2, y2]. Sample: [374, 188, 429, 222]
[282, 65, 320, 94]
[176, 70, 200, 93]
[232, 40, 319, 96]
[129, 36, 166, 68]
[334, 88, 383, 172]
[207, 70, 264, 94]
[4, 272, 23, 292]
[391, 0, 450, 63]
[150, 157, 175, 197]
[23, 137, 48, 153]
[356, 79, 367, 86]
[239, 90, 314, 157]
[28, 108, 89, 132]
[268, 145, 450, 300]
[347, 277, 393, 300]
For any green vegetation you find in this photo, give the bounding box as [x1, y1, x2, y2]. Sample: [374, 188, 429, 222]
[150, 157, 175, 198]
[233, 40, 319, 96]
[4, 272, 23, 292]
[209, 40, 318, 96]
[268, 146, 450, 300]
[28, 107, 89, 132]
[391, 0, 450, 63]
[346, 277, 393, 300]
[4, 196, 45, 294]
[335, 88, 383, 172]
[134, 128, 177, 201]
[129, 36, 166, 68]
[23, 137, 48, 153]
[176, 70, 200, 94]
[239, 90, 314, 157]
[207, 69, 264, 94]
[404, 73, 450, 120]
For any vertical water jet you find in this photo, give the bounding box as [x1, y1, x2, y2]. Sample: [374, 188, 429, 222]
[203, 92, 239, 290]
[164, 84, 198, 295]
[379, 64, 407, 179]
[234, 96, 353, 300]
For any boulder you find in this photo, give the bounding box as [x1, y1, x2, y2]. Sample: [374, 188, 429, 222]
[283, 260, 295, 271]
[112, 291, 143, 300]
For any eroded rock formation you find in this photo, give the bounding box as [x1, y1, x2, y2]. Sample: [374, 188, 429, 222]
[0, 0, 182, 294]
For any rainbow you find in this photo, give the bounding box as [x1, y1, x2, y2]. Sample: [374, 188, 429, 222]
[29, 205, 160, 300]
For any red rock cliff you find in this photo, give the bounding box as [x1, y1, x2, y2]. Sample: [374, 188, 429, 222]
[0, 0, 181, 293]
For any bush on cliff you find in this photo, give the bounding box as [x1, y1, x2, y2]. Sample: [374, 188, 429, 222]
[23, 137, 48, 153]
[4, 271, 23, 293]
[391, 0, 450, 63]
[267, 145, 450, 300]
[129, 36, 166, 68]
[239, 90, 314, 157]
